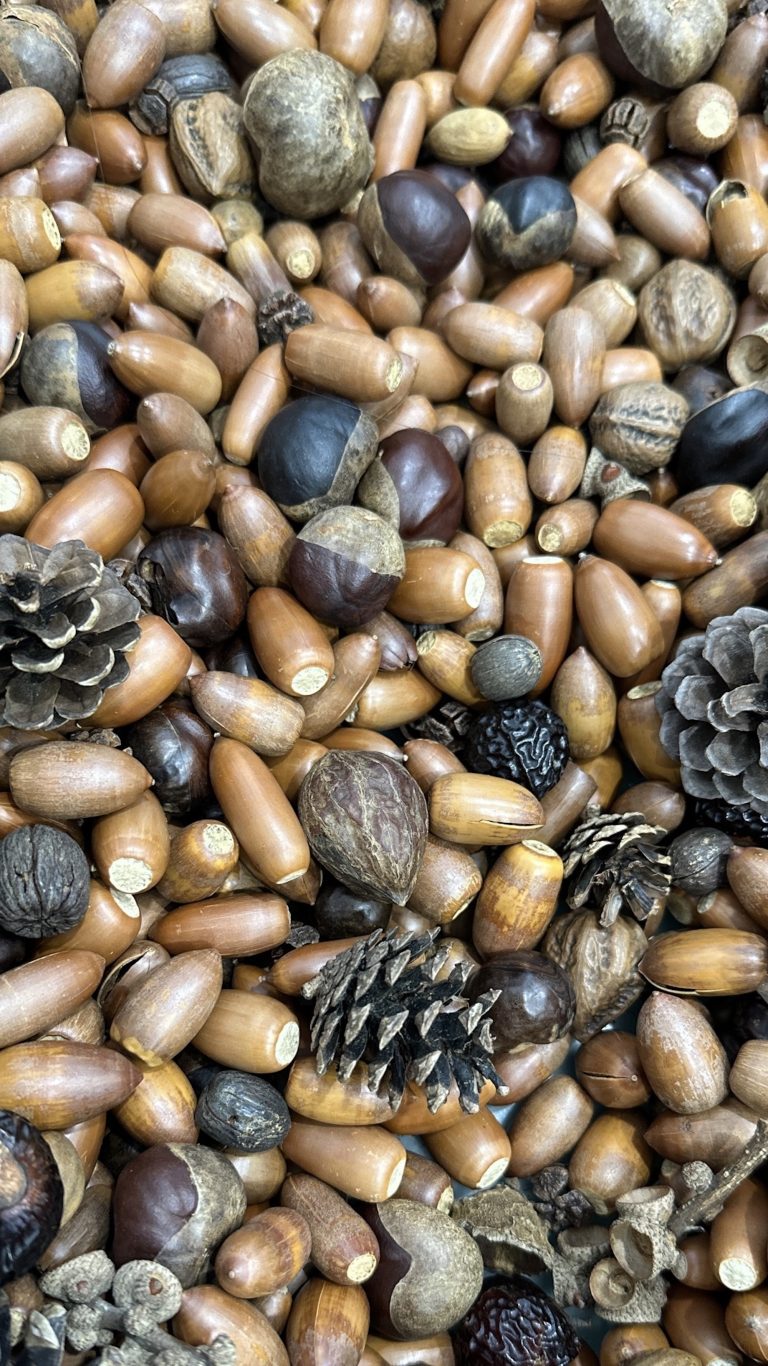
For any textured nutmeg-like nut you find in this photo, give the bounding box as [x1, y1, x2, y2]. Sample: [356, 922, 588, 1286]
[589, 381, 690, 474]
[243, 50, 373, 218]
[637, 260, 736, 371]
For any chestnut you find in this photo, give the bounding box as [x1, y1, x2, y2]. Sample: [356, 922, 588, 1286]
[0, 6, 80, 115]
[653, 154, 720, 215]
[0, 1110, 63, 1285]
[356, 427, 464, 545]
[489, 107, 562, 183]
[675, 384, 768, 492]
[111, 1142, 246, 1287]
[289, 505, 405, 629]
[20, 321, 131, 436]
[138, 529, 249, 648]
[594, 0, 727, 94]
[314, 882, 391, 939]
[361, 1199, 483, 1339]
[122, 700, 214, 816]
[356, 169, 472, 288]
[476, 177, 577, 273]
[257, 395, 378, 524]
[467, 950, 576, 1051]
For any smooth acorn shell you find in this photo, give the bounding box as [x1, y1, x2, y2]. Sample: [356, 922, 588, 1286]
[0, 1041, 140, 1128]
[636, 991, 729, 1114]
[109, 948, 223, 1067]
[174, 1285, 288, 1365]
[640, 929, 768, 995]
[9, 743, 152, 820]
[0, 950, 105, 1049]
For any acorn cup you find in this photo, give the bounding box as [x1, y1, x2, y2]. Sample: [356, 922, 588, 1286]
[109, 948, 223, 1067]
[300, 633, 383, 740]
[110, 1055, 199, 1147]
[425, 1108, 511, 1191]
[190, 672, 305, 757]
[464, 432, 533, 548]
[192, 989, 300, 1074]
[215, 1207, 311, 1300]
[0, 950, 104, 1049]
[209, 737, 311, 889]
[472, 839, 563, 956]
[281, 1119, 407, 1203]
[286, 1280, 370, 1366]
[173, 1284, 289, 1366]
[9, 742, 152, 820]
[38, 879, 141, 965]
[90, 790, 171, 895]
[154, 821, 240, 906]
[285, 1058, 398, 1127]
[0, 1040, 140, 1128]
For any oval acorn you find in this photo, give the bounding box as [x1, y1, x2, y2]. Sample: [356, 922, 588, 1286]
[299, 750, 428, 905]
[476, 178, 577, 273]
[257, 395, 378, 524]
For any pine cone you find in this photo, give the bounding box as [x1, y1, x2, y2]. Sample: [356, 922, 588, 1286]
[257, 289, 314, 347]
[403, 698, 474, 754]
[302, 927, 506, 1113]
[562, 810, 671, 926]
[0, 537, 141, 730]
[656, 606, 768, 826]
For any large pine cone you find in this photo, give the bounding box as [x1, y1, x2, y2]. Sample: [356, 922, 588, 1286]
[0, 537, 141, 729]
[656, 606, 768, 825]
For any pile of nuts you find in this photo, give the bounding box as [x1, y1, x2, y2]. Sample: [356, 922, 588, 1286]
[2, 0, 768, 1361]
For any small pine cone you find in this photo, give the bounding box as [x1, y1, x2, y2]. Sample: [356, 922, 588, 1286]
[303, 927, 505, 1113]
[656, 605, 768, 824]
[257, 289, 314, 347]
[0, 538, 141, 730]
[403, 698, 474, 755]
[562, 810, 671, 926]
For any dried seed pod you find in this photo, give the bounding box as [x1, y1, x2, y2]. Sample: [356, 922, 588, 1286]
[589, 382, 690, 474]
[299, 751, 428, 905]
[544, 909, 648, 1040]
[362, 1199, 483, 1338]
[637, 261, 736, 372]
[169, 91, 255, 202]
[129, 52, 234, 136]
[243, 49, 373, 217]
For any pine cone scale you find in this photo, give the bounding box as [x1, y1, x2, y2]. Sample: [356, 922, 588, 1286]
[562, 810, 671, 927]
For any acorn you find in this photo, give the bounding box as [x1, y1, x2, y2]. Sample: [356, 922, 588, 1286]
[257, 395, 378, 523]
[299, 750, 428, 905]
[215, 1207, 311, 1300]
[476, 177, 577, 273]
[289, 505, 405, 629]
[0, 1041, 140, 1129]
[111, 1142, 246, 1287]
[362, 1199, 483, 1339]
[357, 169, 471, 288]
[243, 49, 373, 217]
[109, 948, 223, 1068]
[636, 991, 729, 1114]
[20, 321, 131, 435]
[174, 1283, 289, 1363]
[506, 1075, 594, 1178]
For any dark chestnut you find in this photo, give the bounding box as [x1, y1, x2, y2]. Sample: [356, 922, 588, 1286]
[356, 73, 382, 136]
[137, 528, 248, 648]
[122, 700, 214, 816]
[594, 0, 727, 94]
[356, 427, 464, 545]
[653, 155, 720, 215]
[289, 505, 405, 629]
[20, 321, 131, 436]
[674, 384, 768, 492]
[357, 169, 472, 288]
[111, 1142, 246, 1287]
[489, 107, 562, 183]
[420, 163, 480, 195]
[205, 635, 260, 679]
[314, 882, 391, 939]
[257, 395, 378, 523]
[467, 950, 576, 1051]
[475, 177, 576, 272]
[361, 1200, 483, 1339]
[671, 365, 731, 417]
[0, 1110, 63, 1285]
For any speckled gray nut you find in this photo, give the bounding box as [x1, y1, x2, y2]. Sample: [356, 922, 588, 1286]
[243, 49, 374, 219]
[470, 635, 543, 701]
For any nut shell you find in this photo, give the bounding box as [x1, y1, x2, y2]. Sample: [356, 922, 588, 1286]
[289, 506, 405, 629]
[362, 1198, 483, 1338]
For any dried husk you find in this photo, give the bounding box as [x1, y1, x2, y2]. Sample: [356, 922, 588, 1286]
[543, 909, 648, 1040]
